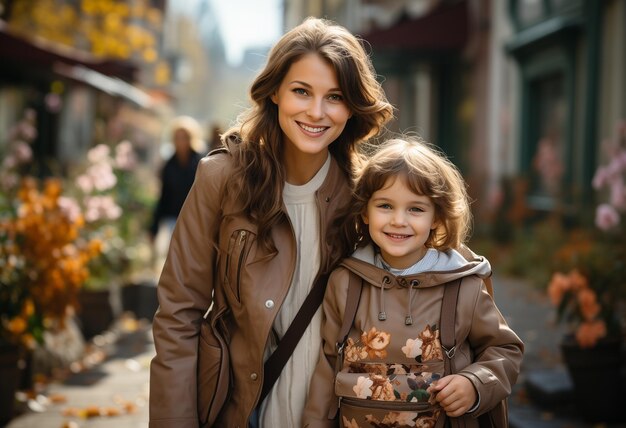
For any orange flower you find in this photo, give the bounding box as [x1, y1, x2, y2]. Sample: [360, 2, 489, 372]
[567, 269, 588, 291]
[6, 317, 27, 335]
[577, 288, 600, 321]
[575, 320, 607, 348]
[547, 272, 570, 306]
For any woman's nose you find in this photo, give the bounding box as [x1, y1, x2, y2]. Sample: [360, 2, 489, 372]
[306, 98, 325, 120]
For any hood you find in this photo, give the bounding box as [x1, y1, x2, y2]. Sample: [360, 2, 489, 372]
[341, 244, 492, 325]
[342, 244, 491, 289]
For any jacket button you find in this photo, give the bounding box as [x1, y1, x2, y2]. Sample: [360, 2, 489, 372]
[265, 300, 274, 309]
[250, 372, 258, 381]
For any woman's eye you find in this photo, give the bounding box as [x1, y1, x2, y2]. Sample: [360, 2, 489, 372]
[293, 88, 308, 95]
[328, 93, 343, 101]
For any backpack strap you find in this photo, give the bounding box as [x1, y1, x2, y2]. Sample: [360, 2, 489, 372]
[337, 274, 363, 348]
[328, 273, 363, 419]
[434, 278, 462, 428]
[440, 278, 462, 376]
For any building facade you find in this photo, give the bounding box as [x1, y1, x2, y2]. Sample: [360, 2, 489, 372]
[282, 0, 626, 230]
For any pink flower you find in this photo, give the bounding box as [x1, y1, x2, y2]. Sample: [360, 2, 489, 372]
[87, 163, 117, 191]
[87, 144, 111, 164]
[13, 141, 33, 164]
[84, 195, 122, 222]
[595, 203, 620, 231]
[2, 154, 17, 170]
[76, 174, 93, 193]
[609, 178, 626, 210]
[58, 196, 82, 223]
[18, 121, 37, 142]
[115, 141, 137, 171]
[592, 165, 609, 189]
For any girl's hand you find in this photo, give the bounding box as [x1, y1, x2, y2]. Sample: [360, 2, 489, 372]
[427, 374, 477, 417]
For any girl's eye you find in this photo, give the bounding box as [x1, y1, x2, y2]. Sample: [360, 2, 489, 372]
[409, 207, 424, 213]
[328, 93, 344, 101]
[377, 203, 391, 209]
[293, 88, 308, 95]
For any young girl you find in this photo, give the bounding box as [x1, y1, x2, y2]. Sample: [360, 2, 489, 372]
[303, 138, 524, 428]
[149, 18, 394, 428]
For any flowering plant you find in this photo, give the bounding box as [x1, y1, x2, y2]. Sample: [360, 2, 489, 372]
[0, 110, 101, 348]
[547, 120, 626, 348]
[65, 142, 154, 290]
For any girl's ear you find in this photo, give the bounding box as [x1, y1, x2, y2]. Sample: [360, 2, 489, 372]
[361, 212, 369, 225]
[431, 217, 440, 230]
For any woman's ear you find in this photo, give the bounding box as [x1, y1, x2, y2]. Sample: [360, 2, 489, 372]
[271, 93, 278, 104]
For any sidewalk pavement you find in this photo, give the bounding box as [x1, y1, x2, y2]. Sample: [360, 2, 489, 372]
[4, 275, 625, 428]
[5, 316, 153, 428]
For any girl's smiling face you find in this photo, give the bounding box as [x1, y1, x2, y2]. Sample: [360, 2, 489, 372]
[363, 175, 439, 269]
[271, 53, 351, 174]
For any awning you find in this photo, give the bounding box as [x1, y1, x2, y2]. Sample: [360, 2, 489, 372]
[0, 23, 137, 80]
[53, 63, 152, 108]
[361, 1, 468, 54]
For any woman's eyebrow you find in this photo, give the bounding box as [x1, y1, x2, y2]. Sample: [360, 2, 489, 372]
[289, 80, 342, 92]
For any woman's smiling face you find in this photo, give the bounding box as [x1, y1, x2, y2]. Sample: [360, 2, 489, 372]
[271, 53, 351, 165]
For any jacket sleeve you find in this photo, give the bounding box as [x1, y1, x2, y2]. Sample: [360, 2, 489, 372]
[303, 268, 349, 428]
[149, 155, 227, 428]
[457, 279, 524, 417]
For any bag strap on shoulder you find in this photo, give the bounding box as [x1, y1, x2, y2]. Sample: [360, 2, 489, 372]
[260, 272, 330, 403]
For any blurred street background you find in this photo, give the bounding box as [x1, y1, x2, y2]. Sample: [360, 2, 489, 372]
[1, 0, 625, 427]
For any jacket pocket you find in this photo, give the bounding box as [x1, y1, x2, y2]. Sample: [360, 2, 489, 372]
[340, 397, 440, 428]
[223, 229, 255, 302]
[197, 317, 231, 427]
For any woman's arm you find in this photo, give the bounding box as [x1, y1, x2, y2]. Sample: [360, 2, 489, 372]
[149, 154, 229, 428]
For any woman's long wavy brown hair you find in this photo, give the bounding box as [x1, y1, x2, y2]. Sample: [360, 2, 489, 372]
[222, 17, 393, 249]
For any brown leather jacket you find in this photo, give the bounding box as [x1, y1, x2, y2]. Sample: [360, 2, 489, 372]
[303, 246, 524, 428]
[149, 149, 351, 428]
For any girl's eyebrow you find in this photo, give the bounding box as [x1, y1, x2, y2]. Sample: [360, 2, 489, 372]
[289, 80, 342, 92]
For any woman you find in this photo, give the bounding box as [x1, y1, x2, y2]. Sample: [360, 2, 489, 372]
[149, 17, 394, 428]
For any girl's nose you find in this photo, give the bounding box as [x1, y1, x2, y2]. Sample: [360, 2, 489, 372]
[390, 210, 407, 226]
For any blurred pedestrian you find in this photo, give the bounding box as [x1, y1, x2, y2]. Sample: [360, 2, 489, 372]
[149, 17, 394, 428]
[149, 116, 204, 263]
[303, 137, 524, 427]
[206, 122, 223, 152]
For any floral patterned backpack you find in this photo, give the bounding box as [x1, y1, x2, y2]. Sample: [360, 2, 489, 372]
[333, 276, 507, 428]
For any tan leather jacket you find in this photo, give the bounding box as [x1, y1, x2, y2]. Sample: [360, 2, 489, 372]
[303, 246, 524, 428]
[149, 150, 351, 428]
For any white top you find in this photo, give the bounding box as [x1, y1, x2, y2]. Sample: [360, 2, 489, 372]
[259, 154, 331, 427]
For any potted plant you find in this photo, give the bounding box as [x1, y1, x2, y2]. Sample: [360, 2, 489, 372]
[0, 111, 102, 422]
[66, 142, 155, 336]
[546, 120, 626, 423]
